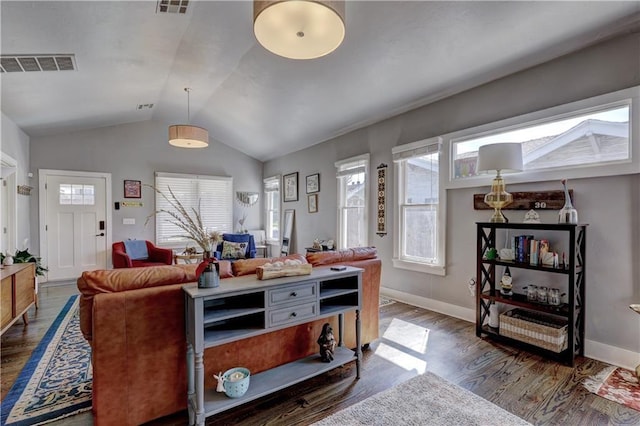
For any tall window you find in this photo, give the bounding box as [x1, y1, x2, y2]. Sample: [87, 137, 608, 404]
[154, 172, 233, 247]
[336, 154, 369, 249]
[393, 138, 445, 275]
[263, 175, 280, 242]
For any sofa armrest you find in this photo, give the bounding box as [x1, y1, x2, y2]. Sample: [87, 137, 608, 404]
[112, 249, 133, 268]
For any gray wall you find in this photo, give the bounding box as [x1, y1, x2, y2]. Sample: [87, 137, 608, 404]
[1, 112, 31, 249]
[264, 32, 640, 356]
[29, 120, 263, 251]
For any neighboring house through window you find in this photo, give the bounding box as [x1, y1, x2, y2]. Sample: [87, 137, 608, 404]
[263, 175, 280, 242]
[154, 172, 233, 248]
[336, 154, 369, 249]
[393, 138, 446, 275]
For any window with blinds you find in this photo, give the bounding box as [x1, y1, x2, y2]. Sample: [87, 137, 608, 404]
[392, 138, 446, 275]
[335, 154, 369, 249]
[263, 176, 280, 242]
[154, 172, 233, 247]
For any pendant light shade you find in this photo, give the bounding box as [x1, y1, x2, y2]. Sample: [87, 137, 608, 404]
[168, 125, 209, 148]
[253, 0, 345, 60]
[168, 88, 209, 148]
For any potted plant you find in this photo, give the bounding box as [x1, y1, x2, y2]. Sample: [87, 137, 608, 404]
[0, 249, 48, 276]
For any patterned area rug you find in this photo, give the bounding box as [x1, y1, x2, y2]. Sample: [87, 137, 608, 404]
[312, 371, 531, 425]
[584, 366, 640, 412]
[1, 295, 92, 425]
[379, 296, 396, 307]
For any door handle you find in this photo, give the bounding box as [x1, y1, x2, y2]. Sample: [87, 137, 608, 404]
[96, 232, 105, 237]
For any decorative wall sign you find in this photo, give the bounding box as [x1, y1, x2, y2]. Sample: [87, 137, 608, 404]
[124, 179, 142, 198]
[473, 190, 573, 210]
[121, 201, 143, 207]
[376, 163, 387, 237]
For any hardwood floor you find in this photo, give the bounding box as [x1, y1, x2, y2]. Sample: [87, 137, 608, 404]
[2, 284, 638, 425]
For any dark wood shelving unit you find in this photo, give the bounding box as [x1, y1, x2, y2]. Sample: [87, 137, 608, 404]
[476, 222, 587, 366]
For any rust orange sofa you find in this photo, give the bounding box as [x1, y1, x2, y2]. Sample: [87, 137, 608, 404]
[77, 248, 380, 426]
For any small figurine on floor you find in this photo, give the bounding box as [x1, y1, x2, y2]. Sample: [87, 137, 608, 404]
[317, 323, 337, 363]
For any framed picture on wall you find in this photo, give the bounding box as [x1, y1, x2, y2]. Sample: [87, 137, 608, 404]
[306, 173, 320, 194]
[283, 172, 298, 202]
[124, 180, 141, 198]
[308, 194, 318, 213]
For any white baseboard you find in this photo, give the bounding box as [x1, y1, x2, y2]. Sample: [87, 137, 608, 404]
[380, 286, 640, 370]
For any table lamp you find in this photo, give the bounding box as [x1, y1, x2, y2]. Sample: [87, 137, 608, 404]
[477, 143, 523, 223]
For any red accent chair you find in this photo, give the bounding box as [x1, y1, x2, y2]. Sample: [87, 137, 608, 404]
[112, 241, 173, 268]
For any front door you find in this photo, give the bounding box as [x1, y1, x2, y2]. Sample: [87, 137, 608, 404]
[41, 170, 110, 281]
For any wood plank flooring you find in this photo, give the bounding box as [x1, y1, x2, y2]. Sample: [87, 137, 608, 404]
[2, 284, 639, 425]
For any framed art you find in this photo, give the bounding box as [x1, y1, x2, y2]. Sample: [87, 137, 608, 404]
[124, 179, 141, 198]
[306, 173, 320, 194]
[283, 172, 298, 202]
[308, 194, 318, 213]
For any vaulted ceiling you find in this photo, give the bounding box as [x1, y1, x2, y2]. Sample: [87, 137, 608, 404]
[1, 1, 639, 161]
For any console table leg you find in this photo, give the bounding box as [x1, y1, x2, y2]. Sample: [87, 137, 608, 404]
[338, 313, 344, 347]
[356, 309, 362, 379]
[194, 351, 205, 426]
[186, 344, 195, 425]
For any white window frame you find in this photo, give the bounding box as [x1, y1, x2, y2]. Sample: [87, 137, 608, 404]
[335, 153, 370, 250]
[263, 175, 280, 243]
[154, 172, 233, 248]
[393, 137, 446, 276]
[445, 86, 640, 190]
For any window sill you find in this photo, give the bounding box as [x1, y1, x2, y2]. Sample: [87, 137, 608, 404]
[392, 258, 446, 276]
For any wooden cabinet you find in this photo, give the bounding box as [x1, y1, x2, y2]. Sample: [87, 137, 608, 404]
[1, 263, 36, 335]
[476, 222, 587, 366]
[184, 267, 362, 426]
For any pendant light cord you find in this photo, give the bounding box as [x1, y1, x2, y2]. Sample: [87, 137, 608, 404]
[185, 87, 191, 124]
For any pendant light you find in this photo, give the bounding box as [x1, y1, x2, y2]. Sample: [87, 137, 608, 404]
[253, 0, 345, 60]
[168, 88, 209, 148]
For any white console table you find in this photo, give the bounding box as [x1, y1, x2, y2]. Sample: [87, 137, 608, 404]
[183, 266, 363, 426]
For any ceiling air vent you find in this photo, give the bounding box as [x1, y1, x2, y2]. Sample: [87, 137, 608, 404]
[0, 55, 76, 73]
[156, 0, 189, 14]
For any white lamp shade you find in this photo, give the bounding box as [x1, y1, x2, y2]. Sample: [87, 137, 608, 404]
[254, 0, 345, 60]
[168, 125, 209, 148]
[477, 143, 523, 173]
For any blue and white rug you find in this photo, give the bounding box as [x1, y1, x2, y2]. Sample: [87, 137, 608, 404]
[1, 295, 92, 425]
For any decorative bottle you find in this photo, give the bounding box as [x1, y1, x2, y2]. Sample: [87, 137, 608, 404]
[558, 179, 578, 224]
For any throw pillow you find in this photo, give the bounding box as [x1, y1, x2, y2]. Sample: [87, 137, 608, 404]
[221, 241, 248, 260]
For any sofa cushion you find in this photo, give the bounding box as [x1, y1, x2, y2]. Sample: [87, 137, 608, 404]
[77, 264, 198, 342]
[221, 241, 248, 260]
[306, 247, 377, 266]
[232, 253, 307, 277]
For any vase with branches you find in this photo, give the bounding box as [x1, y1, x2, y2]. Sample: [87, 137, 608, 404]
[145, 185, 221, 258]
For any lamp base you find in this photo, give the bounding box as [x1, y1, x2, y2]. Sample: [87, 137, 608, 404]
[489, 208, 509, 223]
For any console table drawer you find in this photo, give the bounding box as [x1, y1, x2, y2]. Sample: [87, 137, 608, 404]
[269, 301, 317, 327]
[268, 282, 316, 306]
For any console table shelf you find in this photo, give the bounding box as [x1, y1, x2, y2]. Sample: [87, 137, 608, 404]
[200, 346, 355, 417]
[184, 267, 363, 426]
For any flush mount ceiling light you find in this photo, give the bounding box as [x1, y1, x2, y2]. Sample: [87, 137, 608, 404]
[168, 88, 209, 149]
[253, 0, 345, 60]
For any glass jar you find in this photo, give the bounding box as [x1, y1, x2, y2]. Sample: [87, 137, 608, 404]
[549, 288, 563, 306]
[537, 286, 549, 304]
[525, 285, 538, 302]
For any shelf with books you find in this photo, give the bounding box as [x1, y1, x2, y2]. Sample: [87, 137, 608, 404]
[475, 222, 587, 366]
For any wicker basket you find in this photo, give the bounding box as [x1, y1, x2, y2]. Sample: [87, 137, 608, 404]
[499, 309, 568, 353]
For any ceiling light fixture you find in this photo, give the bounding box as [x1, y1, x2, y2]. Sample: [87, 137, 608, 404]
[253, 0, 345, 60]
[168, 88, 209, 149]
